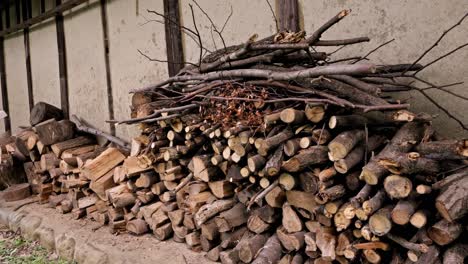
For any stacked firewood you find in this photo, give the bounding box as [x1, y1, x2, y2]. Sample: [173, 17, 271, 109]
[3, 9, 467, 264]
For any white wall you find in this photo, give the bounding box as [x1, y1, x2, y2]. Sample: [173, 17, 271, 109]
[4, 33, 29, 131]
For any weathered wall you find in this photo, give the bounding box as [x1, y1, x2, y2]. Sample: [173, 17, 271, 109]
[300, 0, 468, 137]
[180, 0, 277, 64]
[106, 0, 168, 139]
[29, 19, 61, 109]
[4, 33, 29, 132]
[64, 1, 110, 133]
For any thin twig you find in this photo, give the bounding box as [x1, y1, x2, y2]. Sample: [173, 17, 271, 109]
[353, 39, 395, 64]
[188, 4, 203, 67]
[220, 5, 233, 33]
[265, 0, 279, 32]
[402, 12, 468, 75]
[413, 42, 468, 75]
[192, 0, 227, 51]
[137, 49, 198, 67]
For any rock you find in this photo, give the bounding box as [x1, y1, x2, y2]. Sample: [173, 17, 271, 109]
[19, 215, 42, 240]
[74, 242, 109, 264]
[7, 211, 26, 232]
[56, 234, 76, 261]
[34, 226, 55, 251]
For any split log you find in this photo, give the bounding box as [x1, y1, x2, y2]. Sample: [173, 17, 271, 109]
[428, 219, 462, 246]
[51, 136, 95, 156]
[194, 199, 236, 227]
[277, 226, 305, 251]
[316, 227, 336, 261]
[238, 233, 269, 263]
[282, 202, 303, 233]
[442, 243, 468, 264]
[1, 183, 31, 202]
[30, 102, 63, 126]
[282, 146, 328, 172]
[35, 119, 74, 145]
[252, 234, 282, 264]
[215, 203, 248, 232]
[126, 219, 149, 235]
[82, 148, 125, 181]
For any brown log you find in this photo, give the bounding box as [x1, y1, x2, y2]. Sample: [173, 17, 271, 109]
[383, 175, 412, 199]
[391, 199, 419, 225]
[6, 137, 29, 161]
[258, 128, 294, 155]
[277, 226, 305, 252]
[193, 155, 220, 182]
[112, 192, 136, 208]
[379, 152, 439, 175]
[89, 169, 115, 200]
[280, 108, 305, 124]
[30, 102, 63, 126]
[126, 219, 149, 235]
[135, 171, 157, 188]
[361, 122, 425, 185]
[265, 145, 284, 176]
[316, 227, 336, 261]
[194, 199, 236, 227]
[61, 145, 98, 158]
[40, 153, 60, 171]
[335, 135, 386, 174]
[35, 119, 74, 145]
[435, 174, 468, 222]
[186, 191, 216, 212]
[305, 104, 325, 123]
[334, 202, 352, 231]
[208, 180, 235, 198]
[59, 199, 73, 214]
[215, 203, 248, 232]
[247, 154, 266, 173]
[282, 202, 303, 233]
[264, 185, 285, 208]
[328, 130, 365, 160]
[363, 249, 381, 264]
[1, 183, 31, 202]
[369, 206, 393, 236]
[315, 185, 346, 204]
[82, 148, 125, 181]
[410, 209, 429, 228]
[362, 189, 386, 216]
[328, 114, 372, 129]
[220, 226, 248, 249]
[238, 233, 269, 263]
[428, 219, 462, 246]
[336, 231, 353, 256]
[286, 190, 316, 213]
[282, 146, 328, 172]
[284, 138, 301, 157]
[279, 173, 296, 191]
[386, 233, 428, 253]
[201, 219, 219, 241]
[442, 243, 468, 264]
[252, 234, 282, 264]
[51, 136, 94, 157]
[416, 140, 468, 160]
[206, 246, 221, 262]
[299, 171, 320, 194]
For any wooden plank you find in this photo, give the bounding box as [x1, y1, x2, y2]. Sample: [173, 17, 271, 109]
[163, 0, 184, 77]
[278, 0, 300, 32]
[99, 0, 115, 135]
[55, 0, 69, 118]
[0, 0, 90, 37]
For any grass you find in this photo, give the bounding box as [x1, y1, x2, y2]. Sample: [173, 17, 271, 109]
[0, 227, 73, 264]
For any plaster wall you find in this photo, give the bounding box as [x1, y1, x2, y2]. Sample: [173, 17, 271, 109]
[4, 33, 29, 132]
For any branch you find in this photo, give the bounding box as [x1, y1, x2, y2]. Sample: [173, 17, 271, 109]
[402, 12, 468, 75]
[71, 115, 130, 150]
[189, 4, 203, 67]
[192, 0, 227, 51]
[305, 9, 351, 45]
[413, 42, 468, 75]
[107, 104, 198, 125]
[137, 49, 198, 67]
[265, 0, 279, 32]
[353, 39, 395, 64]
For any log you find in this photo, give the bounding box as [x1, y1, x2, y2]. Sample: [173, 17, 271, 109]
[277, 226, 305, 252]
[215, 203, 248, 232]
[361, 122, 425, 185]
[315, 185, 346, 204]
[442, 243, 468, 264]
[154, 223, 173, 240]
[284, 138, 301, 157]
[416, 140, 468, 160]
[252, 234, 282, 264]
[194, 199, 236, 227]
[362, 189, 386, 216]
[238, 233, 269, 263]
[369, 206, 393, 236]
[299, 171, 320, 194]
[40, 153, 60, 171]
[280, 108, 305, 124]
[279, 173, 296, 191]
[35, 119, 75, 145]
[282, 146, 328, 172]
[379, 152, 439, 175]
[391, 198, 418, 225]
[1, 183, 31, 202]
[435, 174, 468, 222]
[383, 175, 412, 199]
[334, 135, 385, 174]
[428, 219, 462, 246]
[201, 220, 219, 241]
[282, 202, 303, 233]
[316, 227, 336, 261]
[257, 128, 294, 155]
[286, 190, 316, 213]
[208, 180, 234, 198]
[206, 246, 221, 262]
[328, 130, 365, 160]
[409, 209, 429, 228]
[126, 219, 149, 235]
[265, 185, 286, 208]
[264, 145, 284, 176]
[30, 102, 63, 126]
[89, 170, 115, 200]
[82, 148, 126, 181]
[51, 136, 95, 157]
[305, 104, 325, 123]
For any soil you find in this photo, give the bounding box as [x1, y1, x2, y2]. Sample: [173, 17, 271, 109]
[1, 198, 212, 264]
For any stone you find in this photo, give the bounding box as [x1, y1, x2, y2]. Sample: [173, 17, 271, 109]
[19, 215, 42, 240]
[34, 226, 55, 251]
[74, 242, 109, 264]
[7, 211, 26, 232]
[56, 234, 76, 261]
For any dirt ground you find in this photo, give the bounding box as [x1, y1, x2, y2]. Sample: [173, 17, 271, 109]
[1, 198, 212, 264]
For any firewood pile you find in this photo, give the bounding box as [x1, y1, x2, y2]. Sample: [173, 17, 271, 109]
[2, 9, 468, 264]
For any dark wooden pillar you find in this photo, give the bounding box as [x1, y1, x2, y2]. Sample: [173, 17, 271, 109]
[0, 9, 11, 132]
[22, 0, 34, 110]
[278, 0, 300, 32]
[100, 0, 115, 135]
[55, 0, 69, 118]
[163, 0, 184, 77]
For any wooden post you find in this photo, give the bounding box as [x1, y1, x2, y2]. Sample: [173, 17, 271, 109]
[22, 0, 34, 110]
[55, 0, 69, 118]
[163, 0, 184, 76]
[100, 0, 116, 135]
[278, 0, 300, 32]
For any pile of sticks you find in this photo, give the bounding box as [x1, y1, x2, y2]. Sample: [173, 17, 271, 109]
[5, 8, 468, 264]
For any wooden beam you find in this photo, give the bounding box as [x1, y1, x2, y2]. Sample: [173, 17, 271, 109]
[0, 0, 90, 37]
[278, 0, 300, 32]
[0, 11, 11, 132]
[55, 0, 69, 118]
[41, 0, 46, 14]
[163, 0, 184, 77]
[100, 0, 115, 135]
[22, 0, 33, 110]
[5, 4, 11, 29]
[15, 1, 21, 25]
